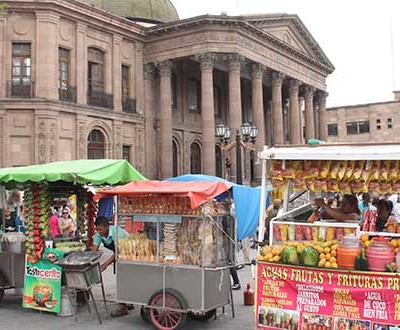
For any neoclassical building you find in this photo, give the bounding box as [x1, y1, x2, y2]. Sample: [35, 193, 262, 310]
[0, 0, 334, 183]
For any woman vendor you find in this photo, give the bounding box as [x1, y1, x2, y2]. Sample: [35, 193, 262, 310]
[314, 194, 360, 222]
[375, 199, 393, 231]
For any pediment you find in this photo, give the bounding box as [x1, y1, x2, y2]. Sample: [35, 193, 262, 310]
[244, 14, 334, 70]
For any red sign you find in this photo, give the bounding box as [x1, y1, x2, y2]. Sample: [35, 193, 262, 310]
[256, 262, 400, 330]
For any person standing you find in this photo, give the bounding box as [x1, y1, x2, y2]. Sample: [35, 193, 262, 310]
[58, 206, 76, 238]
[49, 206, 60, 238]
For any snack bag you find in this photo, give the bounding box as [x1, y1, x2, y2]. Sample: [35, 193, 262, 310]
[304, 160, 321, 179]
[361, 160, 372, 182]
[272, 178, 285, 190]
[295, 225, 304, 241]
[282, 161, 295, 179]
[319, 160, 332, 179]
[314, 180, 327, 192]
[293, 176, 307, 191]
[303, 226, 312, 241]
[369, 160, 381, 181]
[326, 179, 339, 192]
[273, 224, 281, 242]
[392, 180, 400, 193]
[352, 160, 365, 181]
[388, 160, 399, 182]
[337, 160, 348, 181]
[338, 181, 351, 194]
[269, 160, 283, 181]
[306, 180, 315, 192]
[368, 181, 380, 193]
[344, 160, 356, 181]
[329, 160, 340, 179]
[379, 160, 391, 182]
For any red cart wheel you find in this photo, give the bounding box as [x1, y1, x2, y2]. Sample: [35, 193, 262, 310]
[148, 289, 187, 330]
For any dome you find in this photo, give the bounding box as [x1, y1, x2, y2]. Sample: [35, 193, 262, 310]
[82, 0, 179, 23]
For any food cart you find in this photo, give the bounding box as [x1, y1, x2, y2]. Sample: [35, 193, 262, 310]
[96, 180, 236, 330]
[0, 159, 145, 305]
[256, 143, 400, 330]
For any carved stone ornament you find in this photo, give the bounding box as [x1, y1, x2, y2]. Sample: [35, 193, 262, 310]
[317, 91, 328, 106]
[144, 63, 155, 80]
[226, 54, 245, 72]
[251, 63, 265, 80]
[271, 72, 285, 87]
[49, 121, 57, 162]
[59, 22, 71, 42]
[78, 124, 85, 158]
[196, 53, 216, 71]
[304, 85, 316, 99]
[157, 60, 173, 78]
[288, 79, 301, 95]
[38, 120, 47, 164]
[12, 17, 32, 35]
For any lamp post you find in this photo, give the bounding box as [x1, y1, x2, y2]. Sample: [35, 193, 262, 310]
[215, 123, 258, 184]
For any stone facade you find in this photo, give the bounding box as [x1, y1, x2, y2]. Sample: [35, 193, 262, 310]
[0, 1, 334, 183]
[325, 92, 400, 144]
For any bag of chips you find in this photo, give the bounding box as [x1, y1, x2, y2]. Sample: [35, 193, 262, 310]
[388, 160, 399, 182]
[337, 160, 348, 181]
[345, 160, 356, 181]
[329, 160, 340, 179]
[379, 160, 391, 182]
[319, 160, 332, 179]
[352, 160, 365, 181]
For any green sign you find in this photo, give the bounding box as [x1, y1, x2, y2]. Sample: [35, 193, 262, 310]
[23, 248, 64, 313]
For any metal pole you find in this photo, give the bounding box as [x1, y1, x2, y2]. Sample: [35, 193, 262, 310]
[236, 130, 242, 185]
[257, 159, 267, 250]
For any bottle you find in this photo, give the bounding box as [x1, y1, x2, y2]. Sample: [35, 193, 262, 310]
[243, 283, 254, 306]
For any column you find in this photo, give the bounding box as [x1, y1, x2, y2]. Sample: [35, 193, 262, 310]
[134, 43, 145, 114]
[252, 63, 265, 180]
[144, 63, 157, 179]
[158, 60, 173, 179]
[35, 12, 59, 99]
[76, 23, 87, 104]
[227, 54, 244, 182]
[271, 72, 285, 145]
[288, 79, 301, 144]
[198, 53, 216, 175]
[317, 91, 328, 140]
[112, 35, 122, 111]
[304, 85, 316, 141]
[0, 17, 5, 98]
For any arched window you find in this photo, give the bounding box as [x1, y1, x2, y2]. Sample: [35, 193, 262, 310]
[87, 129, 105, 159]
[173, 140, 178, 177]
[190, 142, 201, 174]
[215, 145, 222, 178]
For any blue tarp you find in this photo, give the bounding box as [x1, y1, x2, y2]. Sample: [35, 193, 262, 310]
[165, 174, 269, 240]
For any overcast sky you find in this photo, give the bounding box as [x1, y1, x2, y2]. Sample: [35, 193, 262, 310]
[172, 0, 400, 108]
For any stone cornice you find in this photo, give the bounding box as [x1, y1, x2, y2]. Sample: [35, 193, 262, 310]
[144, 15, 334, 74]
[3, 0, 146, 43]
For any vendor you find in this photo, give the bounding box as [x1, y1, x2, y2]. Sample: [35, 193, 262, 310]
[91, 216, 132, 317]
[315, 194, 360, 222]
[375, 199, 393, 231]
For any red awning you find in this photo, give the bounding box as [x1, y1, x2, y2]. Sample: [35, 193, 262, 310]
[94, 180, 232, 208]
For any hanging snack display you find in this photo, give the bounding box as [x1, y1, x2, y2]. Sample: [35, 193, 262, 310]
[23, 182, 50, 264]
[119, 233, 157, 262]
[270, 159, 400, 193]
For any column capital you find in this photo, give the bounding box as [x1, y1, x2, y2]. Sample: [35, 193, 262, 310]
[144, 63, 156, 80]
[316, 90, 328, 105]
[288, 79, 301, 94]
[304, 85, 316, 99]
[251, 63, 265, 80]
[196, 53, 216, 71]
[226, 53, 245, 72]
[35, 11, 60, 24]
[76, 22, 87, 33]
[271, 72, 285, 87]
[113, 34, 123, 45]
[157, 60, 173, 78]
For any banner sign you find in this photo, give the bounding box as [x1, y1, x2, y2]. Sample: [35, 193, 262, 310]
[23, 248, 64, 314]
[256, 262, 400, 330]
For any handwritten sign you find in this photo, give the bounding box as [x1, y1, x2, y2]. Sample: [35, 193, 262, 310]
[256, 262, 400, 329]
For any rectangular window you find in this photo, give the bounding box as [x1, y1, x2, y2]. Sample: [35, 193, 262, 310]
[327, 123, 338, 136]
[358, 120, 370, 134]
[377, 125, 381, 130]
[121, 65, 130, 101]
[88, 48, 104, 94]
[388, 118, 392, 129]
[188, 79, 200, 112]
[58, 48, 70, 90]
[346, 120, 370, 135]
[11, 43, 32, 97]
[388, 118, 392, 123]
[123, 145, 131, 163]
[346, 121, 358, 135]
[388, 124, 393, 129]
[376, 119, 381, 124]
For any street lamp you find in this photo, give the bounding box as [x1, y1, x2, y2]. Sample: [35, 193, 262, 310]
[215, 123, 258, 184]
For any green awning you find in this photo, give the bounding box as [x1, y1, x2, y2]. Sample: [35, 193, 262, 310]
[0, 159, 146, 186]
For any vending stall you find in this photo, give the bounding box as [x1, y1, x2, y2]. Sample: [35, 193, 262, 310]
[256, 143, 400, 330]
[96, 180, 236, 330]
[0, 159, 145, 310]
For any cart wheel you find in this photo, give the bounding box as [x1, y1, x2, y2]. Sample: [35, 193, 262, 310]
[0, 271, 5, 304]
[148, 289, 187, 330]
[188, 309, 216, 322]
[140, 306, 150, 323]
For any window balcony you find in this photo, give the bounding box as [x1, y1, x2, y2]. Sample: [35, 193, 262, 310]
[122, 98, 136, 113]
[7, 81, 35, 98]
[59, 86, 77, 103]
[87, 90, 114, 109]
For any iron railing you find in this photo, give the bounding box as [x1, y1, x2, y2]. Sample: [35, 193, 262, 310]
[87, 90, 114, 109]
[7, 81, 35, 98]
[122, 98, 136, 113]
[59, 86, 77, 103]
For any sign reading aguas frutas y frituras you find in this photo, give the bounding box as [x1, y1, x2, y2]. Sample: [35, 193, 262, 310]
[256, 262, 400, 330]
